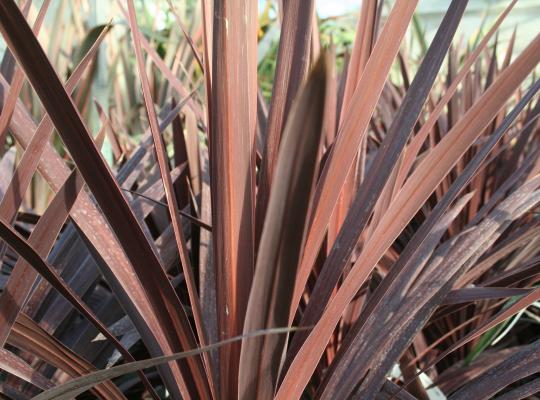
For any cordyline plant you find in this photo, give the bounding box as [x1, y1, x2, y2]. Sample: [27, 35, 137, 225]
[0, 0, 539, 399]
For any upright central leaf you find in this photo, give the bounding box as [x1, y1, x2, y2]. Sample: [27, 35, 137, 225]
[239, 57, 327, 400]
[255, 0, 315, 243]
[210, 1, 258, 398]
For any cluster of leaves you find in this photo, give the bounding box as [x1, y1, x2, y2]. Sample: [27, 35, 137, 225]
[0, 0, 539, 399]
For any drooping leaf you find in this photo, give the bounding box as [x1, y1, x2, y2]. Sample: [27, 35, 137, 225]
[34, 327, 300, 400]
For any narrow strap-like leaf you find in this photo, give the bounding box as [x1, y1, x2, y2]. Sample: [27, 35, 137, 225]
[239, 56, 326, 400]
[0, 2, 207, 398]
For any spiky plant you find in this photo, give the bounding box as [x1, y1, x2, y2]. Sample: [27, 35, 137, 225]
[0, 1, 539, 399]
